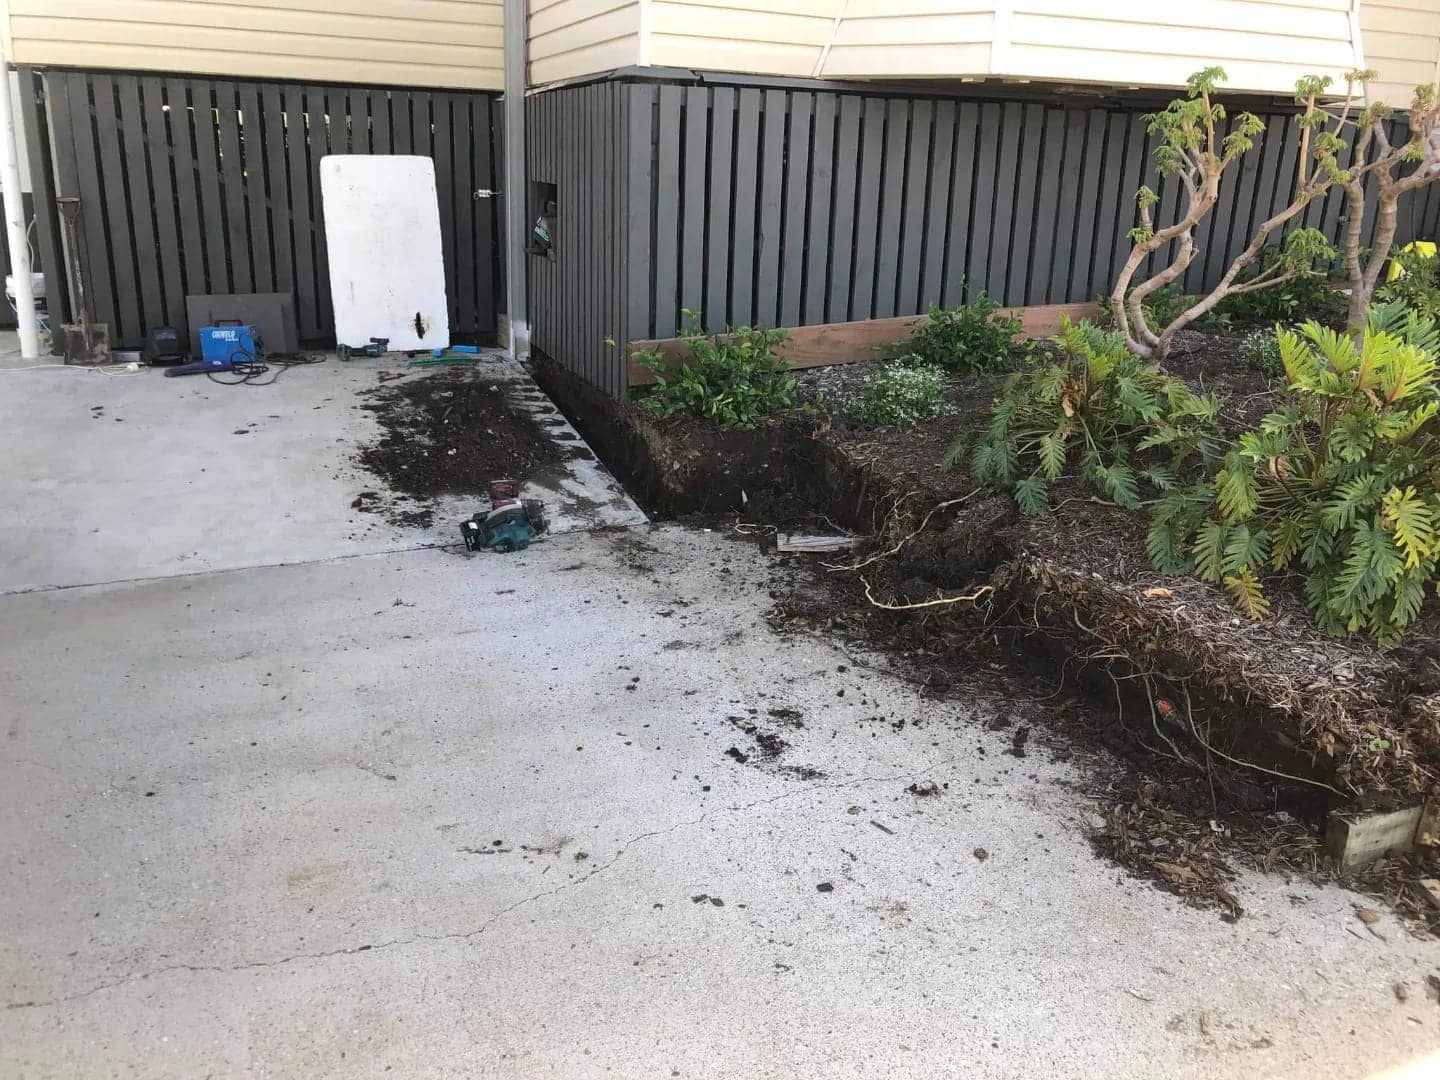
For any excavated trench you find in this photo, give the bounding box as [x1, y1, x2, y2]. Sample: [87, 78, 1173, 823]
[533, 352, 1440, 925]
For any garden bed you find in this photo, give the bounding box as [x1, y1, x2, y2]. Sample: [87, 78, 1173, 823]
[536, 332, 1440, 922]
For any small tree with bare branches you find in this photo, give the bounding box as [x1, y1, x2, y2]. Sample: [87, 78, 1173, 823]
[1335, 78, 1440, 331]
[1110, 68, 1349, 362]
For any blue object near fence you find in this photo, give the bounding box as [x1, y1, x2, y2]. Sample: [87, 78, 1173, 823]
[200, 325, 256, 365]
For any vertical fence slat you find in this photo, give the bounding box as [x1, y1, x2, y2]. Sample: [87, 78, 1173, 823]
[260, 83, 295, 304]
[115, 78, 165, 329]
[827, 95, 862, 322]
[625, 83, 655, 343]
[804, 93, 837, 325]
[680, 85, 708, 324]
[941, 102, 977, 308]
[849, 96, 885, 320]
[779, 91, 812, 328]
[1029, 107, 1065, 306]
[1045, 108, 1084, 303]
[1006, 102, 1045, 306]
[983, 101, 1021, 301]
[307, 86, 334, 332]
[390, 91, 413, 154]
[730, 88, 761, 327]
[755, 88, 786, 329]
[91, 75, 143, 341]
[568, 88, 582, 381]
[282, 84, 319, 338]
[371, 89, 392, 154]
[431, 94, 457, 331]
[23, 71, 67, 325]
[897, 98, 931, 317]
[705, 87, 734, 332]
[920, 100, 955, 309]
[62, 72, 115, 335]
[585, 83, 598, 374]
[873, 98, 908, 319]
[965, 102, 1000, 304]
[608, 83, 625, 395]
[238, 83, 275, 295]
[654, 85, 683, 337]
[165, 78, 208, 306]
[1108, 111, 1148, 293]
[187, 81, 229, 296]
[139, 78, 185, 325]
[454, 97, 479, 335]
[478, 95, 500, 332]
[214, 83, 253, 295]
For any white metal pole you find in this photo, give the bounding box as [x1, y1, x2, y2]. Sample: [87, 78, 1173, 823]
[502, 0, 528, 361]
[0, 46, 37, 359]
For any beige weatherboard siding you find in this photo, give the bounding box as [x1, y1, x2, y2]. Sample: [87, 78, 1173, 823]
[529, 0, 640, 84]
[1002, 1, 1360, 93]
[526, 0, 1440, 103]
[1361, 0, 1440, 108]
[2, 0, 505, 91]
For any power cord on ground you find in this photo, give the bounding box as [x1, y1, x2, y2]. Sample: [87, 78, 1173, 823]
[205, 348, 325, 386]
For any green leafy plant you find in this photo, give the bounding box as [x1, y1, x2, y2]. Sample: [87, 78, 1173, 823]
[845, 357, 949, 427]
[1213, 245, 1339, 323]
[632, 312, 795, 429]
[1367, 296, 1440, 358]
[901, 294, 1028, 374]
[1148, 320, 1440, 642]
[961, 319, 1223, 517]
[1376, 247, 1440, 321]
[1238, 326, 1285, 376]
[1097, 284, 1195, 333]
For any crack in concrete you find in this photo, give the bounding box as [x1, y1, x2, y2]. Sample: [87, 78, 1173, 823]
[5, 759, 955, 1012]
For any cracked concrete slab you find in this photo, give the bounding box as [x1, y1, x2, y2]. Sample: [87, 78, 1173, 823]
[3, 526, 1439, 1079]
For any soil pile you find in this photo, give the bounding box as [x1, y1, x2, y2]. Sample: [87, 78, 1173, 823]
[353, 370, 563, 525]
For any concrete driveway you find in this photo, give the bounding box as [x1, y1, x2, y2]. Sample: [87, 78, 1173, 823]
[2, 351, 1438, 1079]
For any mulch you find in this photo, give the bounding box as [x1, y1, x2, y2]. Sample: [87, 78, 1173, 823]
[620, 325, 1440, 927]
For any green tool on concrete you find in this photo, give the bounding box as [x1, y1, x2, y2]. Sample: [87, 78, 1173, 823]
[336, 337, 389, 361]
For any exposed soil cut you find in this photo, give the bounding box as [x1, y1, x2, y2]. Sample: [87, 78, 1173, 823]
[534, 334, 1440, 930]
[353, 370, 564, 526]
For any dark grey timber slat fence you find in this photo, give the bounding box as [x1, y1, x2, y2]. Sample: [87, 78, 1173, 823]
[22, 67, 503, 348]
[531, 75, 1440, 399]
[526, 82, 631, 398]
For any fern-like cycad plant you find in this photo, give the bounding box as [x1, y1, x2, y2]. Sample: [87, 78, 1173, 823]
[1148, 321, 1440, 641]
[963, 319, 1223, 516]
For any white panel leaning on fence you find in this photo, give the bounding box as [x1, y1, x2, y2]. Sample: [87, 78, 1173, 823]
[319, 155, 452, 354]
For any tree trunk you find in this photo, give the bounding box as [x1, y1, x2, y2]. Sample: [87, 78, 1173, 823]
[1342, 180, 1369, 333]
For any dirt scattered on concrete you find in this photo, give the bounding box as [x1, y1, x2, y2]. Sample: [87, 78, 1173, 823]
[353, 370, 563, 525]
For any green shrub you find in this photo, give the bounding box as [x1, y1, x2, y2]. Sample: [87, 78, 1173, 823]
[633, 312, 794, 429]
[1377, 248, 1440, 321]
[1368, 296, 1440, 358]
[845, 358, 949, 427]
[961, 319, 1223, 517]
[1212, 245, 1338, 323]
[1238, 326, 1285, 376]
[902, 294, 1027, 373]
[1147, 321, 1440, 642]
[1097, 284, 1196, 334]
